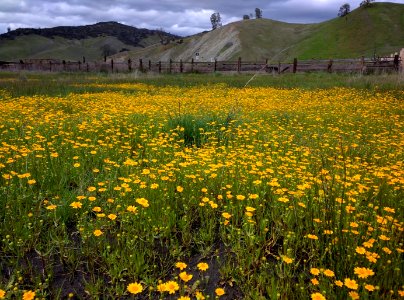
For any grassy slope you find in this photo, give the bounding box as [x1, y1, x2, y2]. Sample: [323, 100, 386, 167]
[291, 2, 404, 59]
[0, 34, 163, 62]
[234, 2, 404, 61]
[233, 19, 314, 61]
[119, 3, 404, 62]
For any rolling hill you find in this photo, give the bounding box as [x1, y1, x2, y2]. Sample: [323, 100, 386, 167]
[0, 22, 179, 62]
[0, 2, 403, 63]
[114, 2, 404, 62]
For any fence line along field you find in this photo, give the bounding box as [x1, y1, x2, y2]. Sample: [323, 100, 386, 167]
[1, 54, 401, 74]
[0, 76, 403, 299]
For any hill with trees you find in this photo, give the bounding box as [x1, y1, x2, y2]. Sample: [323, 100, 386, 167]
[0, 22, 179, 61]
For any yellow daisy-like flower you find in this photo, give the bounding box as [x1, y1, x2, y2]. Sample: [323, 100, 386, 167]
[354, 267, 374, 278]
[127, 282, 143, 294]
[93, 229, 103, 237]
[195, 291, 205, 299]
[0, 289, 6, 299]
[323, 269, 335, 277]
[46, 204, 57, 210]
[282, 255, 293, 264]
[179, 271, 193, 282]
[348, 291, 359, 300]
[176, 186, 184, 193]
[136, 198, 149, 208]
[70, 202, 82, 209]
[344, 278, 358, 290]
[22, 290, 36, 300]
[364, 284, 375, 292]
[165, 281, 179, 294]
[222, 212, 232, 219]
[127, 205, 138, 213]
[175, 262, 187, 270]
[335, 280, 343, 287]
[355, 247, 366, 254]
[157, 283, 166, 293]
[307, 234, 319, 240]
[178, 297, 191, 300]
[215, 288, 225, 296]
[108, 214, 117, 220]
[311, 292, 326, 300]
[310, 268, 320, 276]
[197, 262, 209, 271]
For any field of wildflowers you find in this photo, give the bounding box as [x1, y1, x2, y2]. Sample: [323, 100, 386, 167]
[0, 75, 403, 299]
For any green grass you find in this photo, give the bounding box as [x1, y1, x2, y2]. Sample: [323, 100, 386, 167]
[0, 35, 139, 62]
[0, 71, 404, 98]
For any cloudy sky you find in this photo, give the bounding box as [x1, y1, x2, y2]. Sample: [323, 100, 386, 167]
[0, 0, 403, 36]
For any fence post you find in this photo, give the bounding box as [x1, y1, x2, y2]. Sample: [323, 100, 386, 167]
[63, 60, 66, 71]
[169, 59, 172, 73]
[361, 56, 365, 74]
[293, 58, 297, 73]
[78, 61, 81, 71]
[104, 55, 107, 63]
[83, 56, 86, 63]
[111, 59, 114, 72]
[86, 63, 89, 72]
[148, 60, 151, 71]
[278, 62, 281, 74]
[327, 59, 333, 73]
[158, 61, 162, 73]
[127, 59, 132, 72]
[49, 61, 52, 72]
[237, 57, 241, 72]
[393, 54, 399, 71]
[180, 59, 183, 73]
[214, 59, 217, 72]
[139, 59, 143, 72]
[191, 58, 194, 73]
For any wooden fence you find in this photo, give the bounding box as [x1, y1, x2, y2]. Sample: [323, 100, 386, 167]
[0, 56, 401, 74]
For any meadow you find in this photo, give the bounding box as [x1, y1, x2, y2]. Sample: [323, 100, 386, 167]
[0, 72, 403, 299]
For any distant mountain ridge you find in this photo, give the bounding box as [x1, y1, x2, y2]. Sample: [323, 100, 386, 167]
[0, 21, 179, 48]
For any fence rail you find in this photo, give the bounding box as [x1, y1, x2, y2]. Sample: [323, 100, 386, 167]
[0, 56, 401, 74]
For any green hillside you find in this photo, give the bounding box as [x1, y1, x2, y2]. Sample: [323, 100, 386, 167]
[0, 35, 141, 61]
[115, 2, 403, 63]
[291, 2, 404, 59]
[0, 22, 177, 62]
[233, 2, 404, 61]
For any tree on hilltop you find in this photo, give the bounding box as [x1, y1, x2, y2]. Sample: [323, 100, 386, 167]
[360, 0, 375, 7]
[210, 12, 222, 30]
[255, 8, 263, 19]
[338, 3, 351, 17]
